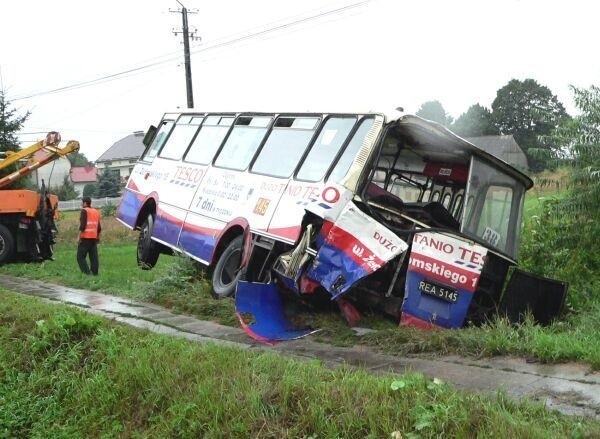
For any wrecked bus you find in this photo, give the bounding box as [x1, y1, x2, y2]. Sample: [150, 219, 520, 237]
[117, 111, 566, 341]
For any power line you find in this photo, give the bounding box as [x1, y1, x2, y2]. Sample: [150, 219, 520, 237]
[10, 0, 370, 102]
[10, 58, 180, 101]
[190, 0, 368, 56]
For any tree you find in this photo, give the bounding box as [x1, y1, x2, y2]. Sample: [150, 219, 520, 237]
[491, 79, 569, 170]
[549, 85, 599, 213]
[83, 183, 97, 198]
[416, 100, 453, 127]
[519, 85, 599, 306]
[0, 91, 30, 189]
[68, 151, 92, 167]
[50, 175, 78, 201]
[94, 169, 120, 198]
[0, 90, 29, 153]
[452, 104, 498, 137]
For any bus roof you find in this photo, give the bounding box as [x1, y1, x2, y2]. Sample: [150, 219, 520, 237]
[391, 115, 533, 190]
[158, 110, 533, 190]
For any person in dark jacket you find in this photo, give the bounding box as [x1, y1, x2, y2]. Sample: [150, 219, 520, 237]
[77, 197, 101, 275]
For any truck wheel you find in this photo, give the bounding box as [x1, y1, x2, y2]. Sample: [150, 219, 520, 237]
[137, 214, 160, 270]
[0, 224, 15, 264]
[211, 236, 243, 298]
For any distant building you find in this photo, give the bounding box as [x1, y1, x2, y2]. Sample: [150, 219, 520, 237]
[465, 135, 528, 170]
[70, 166, 98, 196]
[96, 131, 146, 183]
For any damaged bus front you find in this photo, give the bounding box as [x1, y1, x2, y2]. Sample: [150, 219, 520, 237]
[240, 114, 566, 339]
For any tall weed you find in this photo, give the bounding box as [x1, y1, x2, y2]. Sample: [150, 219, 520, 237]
[520, 192, 600, 308]
[143, 254, 205, 301]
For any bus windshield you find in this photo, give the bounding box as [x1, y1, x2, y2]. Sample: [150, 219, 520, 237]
[462, 157, 525, 257]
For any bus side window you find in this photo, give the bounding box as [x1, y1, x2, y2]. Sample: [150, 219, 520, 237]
[213, 116, 272, 171]
[159, 116, 203, 160]
[184, 115, 233, 165]
[441, 192, 452, 209]
[296, 117, 356, 182]
[451, 193, 464, 218]
[328, 118, 375, 183]
[251, 117, 319, 178]
[142, 120, 174, 162]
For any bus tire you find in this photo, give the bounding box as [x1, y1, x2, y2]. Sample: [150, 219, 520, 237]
[137, 214, 160, 270]
[211, 235, 243, 298]
[0, 224, 15, 264]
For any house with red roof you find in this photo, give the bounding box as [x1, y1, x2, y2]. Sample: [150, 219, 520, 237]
[70, 166, 98, 196]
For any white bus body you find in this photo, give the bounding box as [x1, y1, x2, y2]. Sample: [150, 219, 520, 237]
[117, 111, 565, 331]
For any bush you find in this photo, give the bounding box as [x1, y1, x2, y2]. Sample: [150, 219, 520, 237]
[83, 183, 97, 198]
[95, 169, 120, 198]
[50, 175, 78, 201]
[143, 254, 202, 301]
[520, 194, 600, 309]
[101, 202, 117, 217]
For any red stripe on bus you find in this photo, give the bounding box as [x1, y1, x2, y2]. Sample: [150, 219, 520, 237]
[325, 224, 386, 268]
[266, 225, 302, 241]
[400, 313, 443, 329]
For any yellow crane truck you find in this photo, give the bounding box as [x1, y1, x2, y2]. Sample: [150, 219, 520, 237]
[0, 132, 79, 263]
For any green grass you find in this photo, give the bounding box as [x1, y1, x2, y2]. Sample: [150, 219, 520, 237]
[2, 203, 599, 369]
[5, 234, 600, 369]
[361, 308, 600, 368]
[1, 289, 598, 438]
[3, 242, 169, 297]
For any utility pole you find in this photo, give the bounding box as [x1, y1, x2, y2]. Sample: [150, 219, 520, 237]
[170, 1, 200, 109]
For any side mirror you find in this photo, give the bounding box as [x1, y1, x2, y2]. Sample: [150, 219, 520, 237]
[142, 125, 157, 147]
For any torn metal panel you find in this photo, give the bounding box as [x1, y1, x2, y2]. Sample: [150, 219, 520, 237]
[306, 201, 408, 298]
[235, 281, 319, 344]
[500, 269, 568, 325]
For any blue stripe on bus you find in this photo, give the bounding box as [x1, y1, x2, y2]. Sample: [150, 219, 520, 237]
[306, 241, 369, 299]
[116, 190, 142, 228]
[401, 272, 475, 329]
[153, 214, 182, 246]
[178, 229, 217, 262]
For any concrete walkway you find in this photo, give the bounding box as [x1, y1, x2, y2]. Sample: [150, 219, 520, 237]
[1, 273, 599, 419]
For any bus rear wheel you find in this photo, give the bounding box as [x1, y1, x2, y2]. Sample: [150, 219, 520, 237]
[137, 214, 160, 270]
[211, 236, 243, 298]
[0, 224, 15, 264]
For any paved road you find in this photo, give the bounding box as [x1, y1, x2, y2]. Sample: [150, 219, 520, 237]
[1, 274, 599, 419]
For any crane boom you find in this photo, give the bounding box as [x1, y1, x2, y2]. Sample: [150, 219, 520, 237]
[0, 132, 82, 264]
[0, 133, 80, 189]
[0, 131, 63, 171]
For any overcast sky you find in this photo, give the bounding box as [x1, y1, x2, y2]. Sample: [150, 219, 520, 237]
[1, 0, 598, 160]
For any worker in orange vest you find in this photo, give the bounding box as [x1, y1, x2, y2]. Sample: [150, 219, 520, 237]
[77, 196, 101, 275]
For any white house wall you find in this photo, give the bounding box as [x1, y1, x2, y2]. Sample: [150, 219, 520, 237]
[32, 156, 71, 189]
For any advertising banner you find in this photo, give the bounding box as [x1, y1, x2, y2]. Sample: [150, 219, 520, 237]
[401, 232, 488, 329]
[307, 202, 407, 298]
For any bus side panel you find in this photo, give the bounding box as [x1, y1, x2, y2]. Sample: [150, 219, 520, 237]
[153, 158, 208, 212]
[267, 182, 352, 240]
[178, 213, 224, 263]
[265, 180, 323, 241]
[117, 188, 144, 228]
[118, 162, 168, 227]
[154, 203, 186, 246]
[186, 168, 287, 238]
